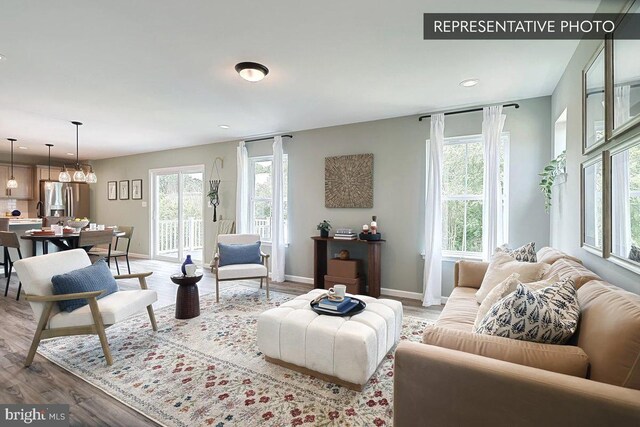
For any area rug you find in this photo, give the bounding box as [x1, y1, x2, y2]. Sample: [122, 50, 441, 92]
[37, 284, 432, 427]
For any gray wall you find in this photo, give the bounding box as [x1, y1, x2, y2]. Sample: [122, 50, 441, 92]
[91, 95, 551, 297]
[550, 0, 640, 294]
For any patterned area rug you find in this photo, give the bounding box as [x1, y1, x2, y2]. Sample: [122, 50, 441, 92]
[38, 284, 432, 427]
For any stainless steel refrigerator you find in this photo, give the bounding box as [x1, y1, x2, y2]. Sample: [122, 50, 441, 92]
[39, 181, 90, 219]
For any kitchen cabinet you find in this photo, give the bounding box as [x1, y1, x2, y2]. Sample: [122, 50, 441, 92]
[0, 164, 34, 199]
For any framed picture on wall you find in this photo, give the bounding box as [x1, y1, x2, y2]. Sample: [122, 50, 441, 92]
[107, 181, 117, 200]
[132, 179, 143, 200]
[119, 180, 130, 200]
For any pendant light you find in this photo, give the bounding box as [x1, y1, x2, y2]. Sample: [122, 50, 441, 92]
[6, 138, 17, 189]
[59, 165, 71, 183]
[85, 165, 97, 184]
[70, 121, 86, 182]
[44, 143, 54, 190]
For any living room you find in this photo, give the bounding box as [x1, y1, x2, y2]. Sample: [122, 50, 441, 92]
[1, 1, 639, 426]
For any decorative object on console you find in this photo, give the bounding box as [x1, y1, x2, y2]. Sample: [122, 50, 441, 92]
[496, 241, 537, 262]
[476, 252, 550, 303]
[339, 249, 350, 260]
[181, 254, 194, 275]
[334, 228, 357, 240]
[475, 278, 580, 345]
[538, 150, 566, 212]
[325, 153, 373, 208]
[316, 220, 331, 238]
[370, 215, 378, 234]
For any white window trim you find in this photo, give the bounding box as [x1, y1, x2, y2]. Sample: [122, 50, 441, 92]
[440, 132, 510, 259]
[248, 154, 289, 245]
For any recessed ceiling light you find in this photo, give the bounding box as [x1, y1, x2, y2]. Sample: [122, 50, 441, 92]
[218, 125, 230, 129]
[0, 53, 5, 61]
[18, 146, 28, 150]
[67, 152, 75, 156]
[459, 79, 479, 87]
[235, 62, 269, 82]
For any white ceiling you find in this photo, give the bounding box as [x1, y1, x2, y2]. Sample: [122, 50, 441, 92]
[0, 0, 600, 160]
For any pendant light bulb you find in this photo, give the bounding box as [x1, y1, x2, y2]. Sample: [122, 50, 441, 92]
[85, 166, 97, 184]
[6, 178, 17, 189]
[59, 166, 71, 183]
[73, 168, 86, 182]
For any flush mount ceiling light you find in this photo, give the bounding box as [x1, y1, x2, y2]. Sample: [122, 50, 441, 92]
[0, 53, 6, 61]
[218, 124, 230, 129]
[235, 62, 269, 82]
[459, 79, 479, 87]
[6, 138, 18, 189]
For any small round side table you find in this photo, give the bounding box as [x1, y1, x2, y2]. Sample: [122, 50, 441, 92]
[171, 273, 203, 319]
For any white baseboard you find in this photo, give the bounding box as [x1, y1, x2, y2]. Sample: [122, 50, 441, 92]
[284, 274, 314, 285]
[380, 287, 423, 301]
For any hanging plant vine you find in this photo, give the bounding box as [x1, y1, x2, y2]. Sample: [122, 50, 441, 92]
[538, 150, 566, 213]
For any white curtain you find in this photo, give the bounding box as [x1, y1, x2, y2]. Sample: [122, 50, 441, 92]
[482, 106, 507, 261]
[612, 86, 632, 257]
[423, 113, 444, 307]
[235, 141, 250, 234]
[271, 136, 286, 282]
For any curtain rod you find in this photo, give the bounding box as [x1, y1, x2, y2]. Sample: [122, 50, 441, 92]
[418, 103, 520, 121]
[244, 134, 293, 143]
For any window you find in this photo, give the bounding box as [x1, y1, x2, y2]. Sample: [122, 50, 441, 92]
[441, 133, 509, 257]
[249, 155, 288, 243]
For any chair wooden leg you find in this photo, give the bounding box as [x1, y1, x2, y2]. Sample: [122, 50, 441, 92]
[114, 257, 120, 275]
[147, 305, 158, 331]
[266, 276, 270, 299]
[88, 297, 113, 365]
[25, 302, 54, 367]
[215, 277, 220, 303]
[126, 255, 131, 274]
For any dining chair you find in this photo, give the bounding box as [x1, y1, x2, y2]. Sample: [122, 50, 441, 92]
[0, 218, 8, 277]
[80, 230, 113, 265]
[90, 226, 134, 274]
[212, 234, 270, 303]
[0, 231, 23, 300]
[14, 249, 157, 367]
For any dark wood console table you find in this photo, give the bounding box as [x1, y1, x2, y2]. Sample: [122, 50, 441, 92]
[311, 236, 385, 298]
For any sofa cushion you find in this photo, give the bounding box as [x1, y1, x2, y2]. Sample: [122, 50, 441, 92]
[474, 275, 555, 330]
[476, 253, 549, 303]
[218, 263, 267, 280]
[434, 287, 478, 332]
[455, 260, 489, 289]
[475, 279, 580, 344]
[496, 242, 537, 262]
[536, 247, 582, 265]
[218, 242, 262, 267]
[543, 258, 600, 289]
[52, 259, 118, 313]
[422, 325, 589, 377]
[573, 281, 640, 389]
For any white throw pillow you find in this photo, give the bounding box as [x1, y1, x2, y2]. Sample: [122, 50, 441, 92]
[475, 278, 580, 344]
[473, 275, 556, 331]
[495, 242, 537, 262]
[475, 253, 550, 303]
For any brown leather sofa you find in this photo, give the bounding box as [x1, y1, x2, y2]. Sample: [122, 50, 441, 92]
[394, 247, 640, 427]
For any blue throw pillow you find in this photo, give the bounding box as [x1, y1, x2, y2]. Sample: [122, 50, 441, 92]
[218, 242, 262, 267]
[52, 259, 118, 313]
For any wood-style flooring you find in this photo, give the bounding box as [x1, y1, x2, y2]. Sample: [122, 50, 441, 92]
[0, 258, 442, 426]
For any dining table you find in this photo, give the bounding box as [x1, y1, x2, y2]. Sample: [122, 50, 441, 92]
[20, 229, 126, 255]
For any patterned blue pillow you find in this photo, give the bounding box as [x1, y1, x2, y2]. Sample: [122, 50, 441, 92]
[218, 242, 261, 267]
[52, 259, 118, 313]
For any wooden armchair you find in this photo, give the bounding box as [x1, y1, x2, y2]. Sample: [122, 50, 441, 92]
[213, 234, 270, 302]
[14, 249, 157, 367]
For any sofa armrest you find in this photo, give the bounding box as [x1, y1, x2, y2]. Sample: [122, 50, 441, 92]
[422, 325, 589, 377]
[394, 342, 640, 427]
[454, 260, 489, 289]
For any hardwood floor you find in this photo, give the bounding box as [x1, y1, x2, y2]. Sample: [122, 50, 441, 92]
[0, 257, 442, 426]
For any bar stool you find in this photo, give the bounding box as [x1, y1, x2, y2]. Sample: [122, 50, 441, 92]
[0, 218, 8, 277]
[0, 231, 23, 300]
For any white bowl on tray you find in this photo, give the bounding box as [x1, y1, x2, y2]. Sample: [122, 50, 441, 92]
[66, 219, 90, 232]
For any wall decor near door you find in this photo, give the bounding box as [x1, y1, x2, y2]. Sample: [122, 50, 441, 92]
[325, 153, 374, 208]
[132, 179, 143, 200]
[119, 180, 130, 200]
[107, 181, 117, 200]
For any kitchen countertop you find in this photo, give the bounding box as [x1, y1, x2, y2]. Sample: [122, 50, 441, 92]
[7, 218, 43, 226]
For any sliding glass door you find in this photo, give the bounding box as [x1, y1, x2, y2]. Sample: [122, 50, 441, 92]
[151, 166, 204, 264]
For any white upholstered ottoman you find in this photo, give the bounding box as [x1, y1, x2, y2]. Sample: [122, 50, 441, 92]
[257, 289, 403, 390]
